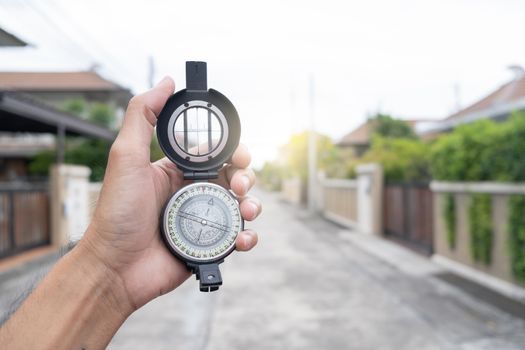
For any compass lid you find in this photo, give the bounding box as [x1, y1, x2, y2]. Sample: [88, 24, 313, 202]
[156, 62, 241, 179]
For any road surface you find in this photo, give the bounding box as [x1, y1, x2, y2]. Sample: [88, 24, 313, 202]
[1, 188, 525, 349]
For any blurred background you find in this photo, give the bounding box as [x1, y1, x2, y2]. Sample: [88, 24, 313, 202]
[0, 0, 525, 349]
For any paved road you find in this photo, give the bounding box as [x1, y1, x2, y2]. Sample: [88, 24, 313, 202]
[2, 188, 525, 349]
[110, 188, 525, 350]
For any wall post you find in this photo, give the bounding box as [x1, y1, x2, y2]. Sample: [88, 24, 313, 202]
[356, 163, 383, 235]
[49, 164, 91, 247]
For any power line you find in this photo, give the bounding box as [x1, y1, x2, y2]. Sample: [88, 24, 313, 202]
[21, 0, 146, 90]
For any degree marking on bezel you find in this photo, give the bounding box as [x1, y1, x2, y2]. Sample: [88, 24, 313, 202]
[163, 182, 242, 262]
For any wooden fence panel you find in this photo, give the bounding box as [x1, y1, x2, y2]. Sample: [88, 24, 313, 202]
[383, 182, 433, 255]
[321, 179, 358, 228]
[0, 183, 50, 258]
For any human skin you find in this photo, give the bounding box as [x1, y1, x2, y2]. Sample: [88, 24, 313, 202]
[0, 77, 261, 349]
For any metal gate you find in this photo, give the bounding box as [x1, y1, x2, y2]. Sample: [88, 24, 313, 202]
[0, 182, 50, 258]
[383, 182, 433, 255]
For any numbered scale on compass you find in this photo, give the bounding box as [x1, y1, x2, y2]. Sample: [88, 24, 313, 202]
[157, 61, 242, 292]
[164, 183, 242, 261]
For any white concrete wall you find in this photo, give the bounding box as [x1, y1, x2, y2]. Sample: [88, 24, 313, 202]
[356, 164, 383, 236]
[50, 164, 91, 246]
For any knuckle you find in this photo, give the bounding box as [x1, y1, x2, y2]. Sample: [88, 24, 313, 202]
[127, 95, 144, 111]
[126, 95, 156, 125]
[109, 140, 127, 159]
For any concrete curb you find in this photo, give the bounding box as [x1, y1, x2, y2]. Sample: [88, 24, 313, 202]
[432, 254, 525, 303]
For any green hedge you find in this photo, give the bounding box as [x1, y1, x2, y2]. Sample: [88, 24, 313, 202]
[508, 195, 525, 281]
[469, 194, 493, 265]
[362, 136, 430, 181]
[443, 194, 456, 249]
[430, 112, 525, 182]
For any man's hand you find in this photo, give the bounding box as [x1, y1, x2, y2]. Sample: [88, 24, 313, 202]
[0, 77, 261, 350]
[82, 76, 261, 310]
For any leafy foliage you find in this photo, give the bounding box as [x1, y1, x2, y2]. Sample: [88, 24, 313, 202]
[150, 135, 165, 162]
[443, 194, 456, 249]
[30, 99, 116, 181]
[65, 138, 111, 181]
[28, 150, 55, 175]
[258, 161, 285, 191]
[359, 114, 428, 181]
[469, 194, 493, 265]
[282, 131, 353, 181]
[88, 103, 114, 128]
[62, 98, 87, 117]
[370, 113, 417, 139]
[430, 111, 525, 181]
[362, 136, 430, 181]
[508, 195, 525, 281]
[431, 112, 525, 270]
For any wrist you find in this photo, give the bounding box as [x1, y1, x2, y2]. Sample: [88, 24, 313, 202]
[74, 233, 136, 318]
[0, 231, 136, 349]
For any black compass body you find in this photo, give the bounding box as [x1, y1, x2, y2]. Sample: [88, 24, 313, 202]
[157, 61, 242, 292]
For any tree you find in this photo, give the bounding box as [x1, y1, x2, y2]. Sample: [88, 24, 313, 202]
[89, 103, 114, 128]
[283, 131, 352, 181]
[62, 98, 87, 117]
[29, 99, 116, 181]
[362, 136, 430, 181]
[370, 113, 416, 139]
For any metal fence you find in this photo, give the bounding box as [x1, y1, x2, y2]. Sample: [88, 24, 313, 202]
[0, 182, 50, 258]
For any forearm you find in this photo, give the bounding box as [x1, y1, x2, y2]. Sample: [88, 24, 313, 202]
[0, 237, 134, 350]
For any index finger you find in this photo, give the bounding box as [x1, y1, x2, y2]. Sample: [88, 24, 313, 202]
[231, 143, 251, 168]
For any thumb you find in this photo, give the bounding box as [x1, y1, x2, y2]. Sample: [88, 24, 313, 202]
[117, 77, 175, 156]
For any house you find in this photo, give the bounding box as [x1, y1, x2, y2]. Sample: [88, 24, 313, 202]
[0, 69, 132, 181]
[417, 66, 525, 137]
[338, 119, 421, 157]
[0, 92, 116, 181]
[0, 16, 131, 259]
[0, 70, 132, 117]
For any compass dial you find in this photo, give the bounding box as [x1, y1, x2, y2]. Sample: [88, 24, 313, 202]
[162, 182, 242, 262]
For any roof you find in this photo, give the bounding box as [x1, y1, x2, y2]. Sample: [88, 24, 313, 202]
[338, 121, 371, 146]
[416, 74, 525, 135]
[0, 27, 27, 47]
[0, 92, 116, 141]
[447, 75, 525, 121]
[0, 71, 128, 92]
[338, 119, 420, 146]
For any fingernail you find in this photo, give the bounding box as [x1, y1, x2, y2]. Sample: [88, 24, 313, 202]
[241, 175, 250, 192]
[156, 76, 170, 87]
[247, 201, 258, 220]
[243, 232, 253, 247]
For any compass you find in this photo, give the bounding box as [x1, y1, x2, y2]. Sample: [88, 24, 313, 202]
[157, 61, 242, 292]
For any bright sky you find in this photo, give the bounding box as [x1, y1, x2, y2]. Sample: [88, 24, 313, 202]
[0, 0, 524, 167]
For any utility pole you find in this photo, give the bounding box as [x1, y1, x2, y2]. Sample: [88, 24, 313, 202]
[307, 74, 317, 212]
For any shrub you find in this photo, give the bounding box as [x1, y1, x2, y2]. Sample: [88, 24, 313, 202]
[469, 194, 493, 265]
[508, 195, 525, 281]
[362, 136, 430, 181]
[430, 111, 525, 182]
[443, 194, 456, 249]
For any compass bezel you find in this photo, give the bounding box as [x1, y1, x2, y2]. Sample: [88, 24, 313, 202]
[161, 182, 244, 264]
